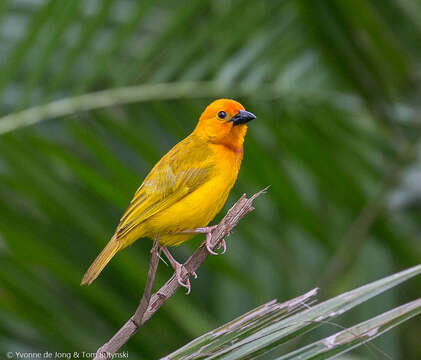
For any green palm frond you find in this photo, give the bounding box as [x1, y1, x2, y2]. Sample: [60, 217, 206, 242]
[164, 265, 421, 359]
[1, 0, 421, 358]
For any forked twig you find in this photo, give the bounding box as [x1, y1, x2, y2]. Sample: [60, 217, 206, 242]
[93, 188, 268, 359]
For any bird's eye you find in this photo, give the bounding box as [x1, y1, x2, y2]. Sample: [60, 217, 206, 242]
[217, 111, 227, 119]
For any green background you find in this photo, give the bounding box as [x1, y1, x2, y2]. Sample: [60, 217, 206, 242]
[0, 0, 420, 358]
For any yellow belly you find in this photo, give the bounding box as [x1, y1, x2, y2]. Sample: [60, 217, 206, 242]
[145, 174, 235, 246]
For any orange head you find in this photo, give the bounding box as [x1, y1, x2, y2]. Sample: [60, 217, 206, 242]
[194, 99, 256, 151]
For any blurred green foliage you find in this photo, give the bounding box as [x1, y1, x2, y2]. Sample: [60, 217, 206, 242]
[0, 0, 421, 359]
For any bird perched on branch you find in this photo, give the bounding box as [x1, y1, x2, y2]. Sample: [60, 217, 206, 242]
[81, 99, 256, 292]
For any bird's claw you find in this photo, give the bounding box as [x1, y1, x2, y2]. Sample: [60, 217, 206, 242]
[162, 247, 195, 294]
[217, 239, 227, 254]
[205, 233, 226, 255]
[174, 262, 191, 294]
[206, 241, 219, 255]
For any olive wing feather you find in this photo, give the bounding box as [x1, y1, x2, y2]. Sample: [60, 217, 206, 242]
[114, 137, 213, 240]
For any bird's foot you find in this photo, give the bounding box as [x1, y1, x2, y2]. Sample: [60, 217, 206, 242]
[180, 225, 226, 255]
[205, 232, 226, 255]
[173, 262, 191, 295]
[161, 247, 196, 294]
[200, 228, 226, 255]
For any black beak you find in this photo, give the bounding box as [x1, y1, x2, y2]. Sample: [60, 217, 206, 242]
[230, 110, 256, 126]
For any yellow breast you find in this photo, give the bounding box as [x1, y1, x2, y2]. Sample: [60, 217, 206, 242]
[146, 143, 243, 246]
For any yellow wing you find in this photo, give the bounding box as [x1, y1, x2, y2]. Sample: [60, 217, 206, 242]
[114, 135, 214, 241]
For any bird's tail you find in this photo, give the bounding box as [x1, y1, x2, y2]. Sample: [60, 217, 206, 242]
[81, 237, 121, 285]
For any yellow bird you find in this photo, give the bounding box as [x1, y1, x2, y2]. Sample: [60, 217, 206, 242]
[81, 99, 256, 291]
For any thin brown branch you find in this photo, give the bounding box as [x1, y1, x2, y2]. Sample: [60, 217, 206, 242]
[93, 188, 268, 359]
[133, 240, 160, 324]
[94, 240, 160, 359]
